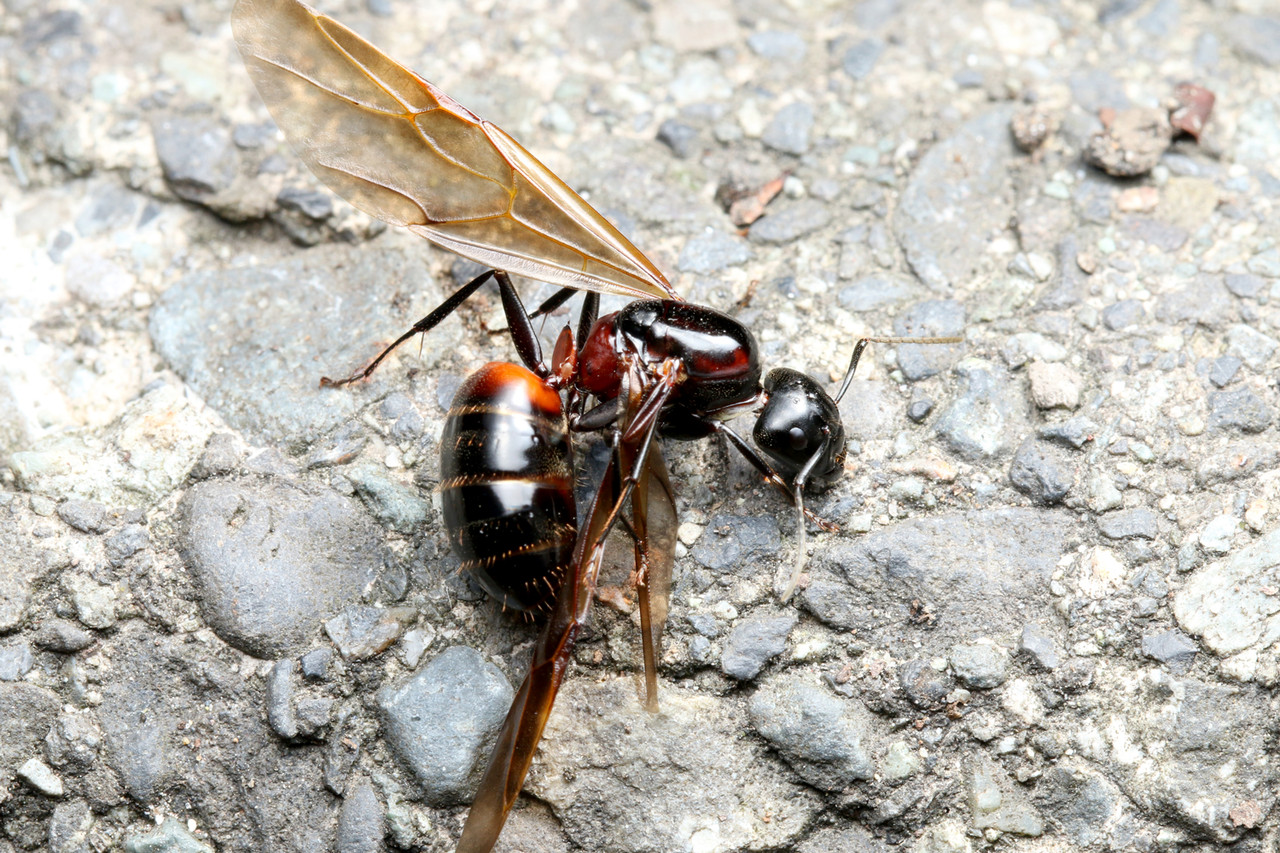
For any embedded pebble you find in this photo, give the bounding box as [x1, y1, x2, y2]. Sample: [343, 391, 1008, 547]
[337, 777, 385, 853]
[720, 611, 797, 680]
[748, 199, 831, 244]
[18, 757, 63, 796]
[1097, 508, 1158, 540]
[934, 360, 1026, 460]
[0, 641, 34, 681]
[180, 478, 386, 659]
[677, 230, 752, 275]
[376, 646, 512, 806]
[325, 605, 417, 661]
[56, 498, 109, 533]
[690, 514, 781, 572]
[950, 642, 1010, 689]
[749, 673, 873, 791]
[1207, 388, 1272, 434]
[1009, 438, 1074, 504]
[1026, 361, 1082, 410]
[761, 102, 814, 156]
[1019, 624, 1061, 670]
[122, 818, 213, 853]
[1142, 630, 1198, 670]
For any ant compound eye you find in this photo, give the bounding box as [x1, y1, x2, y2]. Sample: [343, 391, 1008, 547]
[788, 426, 808, 450]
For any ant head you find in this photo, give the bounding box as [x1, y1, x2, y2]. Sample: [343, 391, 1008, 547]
[752, 368, 845, 484]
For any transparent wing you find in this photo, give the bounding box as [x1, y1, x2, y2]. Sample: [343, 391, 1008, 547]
[231, 0, 677, 301]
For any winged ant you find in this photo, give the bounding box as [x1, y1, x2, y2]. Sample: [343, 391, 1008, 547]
[232, 1, 960, 849]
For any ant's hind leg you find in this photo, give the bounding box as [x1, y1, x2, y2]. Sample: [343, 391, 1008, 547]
[321, 268, 497, 387]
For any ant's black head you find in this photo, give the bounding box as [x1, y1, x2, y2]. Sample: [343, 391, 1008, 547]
[752, 368, 845, 484]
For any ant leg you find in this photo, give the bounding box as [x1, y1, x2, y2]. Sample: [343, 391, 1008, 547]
[493, 271, 547, 376]
[778, 440, 832, 602]
[527, 286, 578, 320]
[708, 422, 837, 532]
[321, 269, 495, 387]
[573, 397, 621, 432]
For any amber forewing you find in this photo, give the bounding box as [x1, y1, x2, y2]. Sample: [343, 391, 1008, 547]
[231, 0, 676, 300]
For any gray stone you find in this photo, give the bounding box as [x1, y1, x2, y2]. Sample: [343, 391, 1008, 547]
[152, 116, 238, 203]
[1034, 761, 1134, 847]
[72, 183, 136, 239]
[934, 359, 1027, 460]
[747, 30, 806, 63]
[123, 818, 214, 853]
[300, 647, 333, 680]
[531, 678, 818, 852]
[1225, 14, 1280, 66]
[797, 824, 891, 853]
[748, 672, 874, 791]
[48, 797, 93, 853]
[1097, 508, 1158, 540]
[720, 611, 797, 680]
[150, 246, 458, 449]
[0, 683, 60, 794]
[656, 119, 698, 159]
[192, 433, 245, 479]
[1250, 248, 1280, 277]
[906, 396, 933, 422]
[1207, 355, 1242, 387]
[44, 711, 101, 772]
[336, 777, 385, 853]
[56, 498, 108, 533]
[1154, 275, 1235, 329]
[949, 642, 1010, 689]
[1035, 236, 1089, 310]
[180, 478, 386, 659]
[0, 641, 34, 681]
[325, 605, 417, 661]
[838, 274, 922, 312]
[105, 523, 149, 565]
[18, 757, 63, 796]
[761, 102, 814, 156]
[1174, 528, 1280, 657]
[1101, 299, 1145, 330]
[33, 619, 94, 653]
[899, 658, 953, 708]
[276, 186, 333, 220]
[267, 659, 297, 740]
[893, 108, 1015, 291]
[1225, 323, 1278, 370]
[894, 300, 965, 381]
[1039, 416, 1098, 449]
[748, 199, 830, 244]
[376, 645, 513, 806]
[677, 230, 751, 275]
[1009, 438, 1075, 504]
[690, 513, 781, 572]
[1224, 272, 1266, 299]
[345, 465, 430, 534]
[841, 38, 885, 80]
[1142, 629, 1198, 670]
[803, 509, 1076, 639]
[1207, 387, 1272, 433]
[1019, 624, 1061, 670]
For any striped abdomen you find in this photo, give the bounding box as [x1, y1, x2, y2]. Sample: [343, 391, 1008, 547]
[440, 362, 576, 613]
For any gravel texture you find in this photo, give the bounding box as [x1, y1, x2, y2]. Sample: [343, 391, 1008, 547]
[4, 0, 1280, 851]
